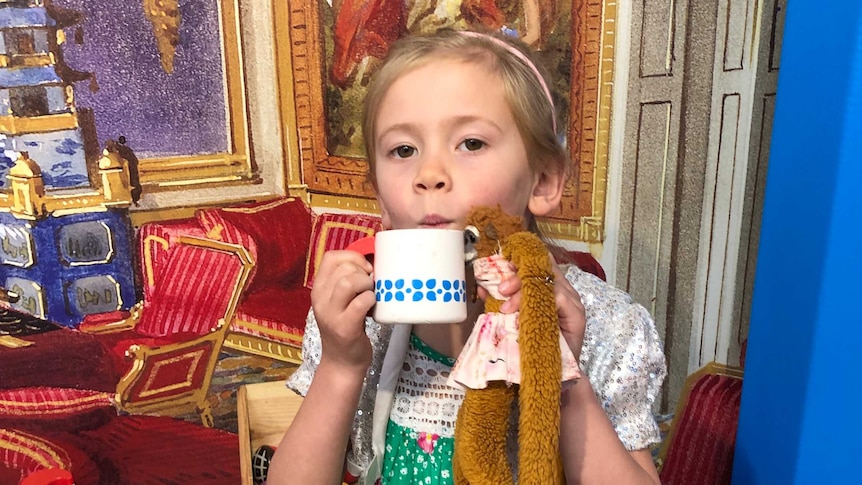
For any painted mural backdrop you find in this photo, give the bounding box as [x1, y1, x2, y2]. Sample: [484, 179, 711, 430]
[55, 0, 228, 159]
[320, 0, 573, 159]
[291, 0, 607, 240]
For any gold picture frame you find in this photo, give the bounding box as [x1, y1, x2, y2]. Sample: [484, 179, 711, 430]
[138, 0, 252, 189]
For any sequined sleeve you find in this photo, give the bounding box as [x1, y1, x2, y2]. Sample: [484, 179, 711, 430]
[284, 308, 319, 398]
[564, 265, 667, 451]
[285, 308, 392, 472]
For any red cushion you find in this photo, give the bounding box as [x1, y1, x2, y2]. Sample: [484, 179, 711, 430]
[0, 387, 113, 417]
[136, 242, 244, 337]
[77, 310, 132, 332]
[0, 428, 99, 485]
[233, 286, 311, 346]
[0, 387, 114, 433]
[660, 373, 743, 485]
[138, 219, 207, 303]
[74, 415, 240, 484]
[11, 415, 240, 484]
[0, 464, 18, 485]
[304, 212, 382, 288]
[196, 198, 313, 292]
[555, 249, 606, 281]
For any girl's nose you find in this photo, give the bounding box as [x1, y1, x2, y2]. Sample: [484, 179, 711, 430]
[413, 157, 451, 192]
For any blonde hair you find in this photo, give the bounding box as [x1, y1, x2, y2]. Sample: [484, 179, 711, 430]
[361, 28, 570, 202]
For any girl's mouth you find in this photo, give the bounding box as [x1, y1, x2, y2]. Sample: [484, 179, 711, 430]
[419, 215, 453, 228]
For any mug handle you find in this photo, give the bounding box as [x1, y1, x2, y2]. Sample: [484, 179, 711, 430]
[344, 235, 375, 256]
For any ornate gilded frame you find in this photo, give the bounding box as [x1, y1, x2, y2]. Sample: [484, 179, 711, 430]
[278, 0, 615, 242]
[136, 0, 252, 189]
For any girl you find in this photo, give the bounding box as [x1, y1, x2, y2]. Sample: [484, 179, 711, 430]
[268, 28, 666, 484]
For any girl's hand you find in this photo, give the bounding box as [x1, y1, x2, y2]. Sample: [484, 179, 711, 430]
[494, 264, 587, 360]
[310, 250, 377, 372]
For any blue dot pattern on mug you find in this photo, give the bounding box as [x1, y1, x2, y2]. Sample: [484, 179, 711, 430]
[376, 279, 467, 303]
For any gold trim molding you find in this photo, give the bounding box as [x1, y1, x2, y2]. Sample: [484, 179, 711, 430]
[0, 112, 77, 135]
[224, 333, 303, 365]
[136, 0, 254, 190]
[0, 149, 132, 219]
[309, 193, 379, 214]
[0, 53, 55, 68]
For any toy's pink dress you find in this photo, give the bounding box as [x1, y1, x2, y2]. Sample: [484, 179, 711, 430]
[447, 254, 582, 390]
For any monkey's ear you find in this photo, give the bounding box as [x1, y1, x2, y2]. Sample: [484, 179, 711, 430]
[484, 222, 498, 241]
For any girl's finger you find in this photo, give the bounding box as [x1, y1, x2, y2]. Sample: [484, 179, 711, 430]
[500, 292, 521, 313]
[498, 275, 521, 296]
[316, 250, 373, 278]
[324, 268, 374, 312]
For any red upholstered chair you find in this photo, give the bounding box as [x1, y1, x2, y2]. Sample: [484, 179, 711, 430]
[138, 218, 208, 305]
[136, 198, 384, 364]
[658, 362, 744, 485]
[79, 236, 254, 426]
[200, 202, 382, 363]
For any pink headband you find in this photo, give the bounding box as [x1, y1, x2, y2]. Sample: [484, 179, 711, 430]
[460, 31, 557, 133]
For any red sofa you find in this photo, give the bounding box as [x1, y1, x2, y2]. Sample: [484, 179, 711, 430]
[138, 197, 382, 363]
[138, 197, 606, 364]
[0, 387, 241, 484]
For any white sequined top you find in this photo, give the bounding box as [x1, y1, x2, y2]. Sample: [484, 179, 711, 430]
[286, 264, 667, 482]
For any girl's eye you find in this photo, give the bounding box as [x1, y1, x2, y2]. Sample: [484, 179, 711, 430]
[391, 145, 416, 158]
[459, 138, 485, 151]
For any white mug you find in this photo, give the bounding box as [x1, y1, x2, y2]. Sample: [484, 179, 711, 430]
[346, 229, 468, 324]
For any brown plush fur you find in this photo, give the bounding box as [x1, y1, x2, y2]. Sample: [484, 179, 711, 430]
[453, 206, 564, 485]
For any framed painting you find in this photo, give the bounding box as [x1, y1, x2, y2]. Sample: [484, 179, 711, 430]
[53, 0, 253, 191]
[280, 0, 616, 242]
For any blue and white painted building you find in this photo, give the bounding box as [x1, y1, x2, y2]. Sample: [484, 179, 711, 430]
[0, 0, 138, 327]
[0, 0, 89, 189]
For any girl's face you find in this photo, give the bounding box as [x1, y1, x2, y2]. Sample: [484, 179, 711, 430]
[373, 58, 562, 230]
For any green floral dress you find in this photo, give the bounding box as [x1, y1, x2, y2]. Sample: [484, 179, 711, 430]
[382, 334, 463, 484]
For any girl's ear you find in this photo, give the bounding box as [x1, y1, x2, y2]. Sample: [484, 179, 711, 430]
[527, 168, 565, 217]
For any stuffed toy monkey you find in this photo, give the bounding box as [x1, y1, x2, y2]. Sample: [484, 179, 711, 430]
[449, 205, 580, 485]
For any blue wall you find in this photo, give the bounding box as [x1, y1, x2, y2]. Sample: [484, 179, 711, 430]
[733, 1, 862, 483]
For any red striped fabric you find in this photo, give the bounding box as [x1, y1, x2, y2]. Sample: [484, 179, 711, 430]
[0, 428, 71, 477]
[19, 469, 74, 485]
[304, 212, 382, 288]
[76, 415, 240, 483]
[196, 198, 313, 293]
[137, 244, 243, 337]
[233, 311, 304, 346]
[195, 209, 259, 280]
[137, 220, 207, 303]
[0, 388, 113, 417]
[660, 374, 743, 485]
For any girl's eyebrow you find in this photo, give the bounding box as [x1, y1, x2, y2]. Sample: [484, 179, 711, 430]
[377, 116, 504, 141]
[377, 122, 418, 141]
[448, 115, 504, 135]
